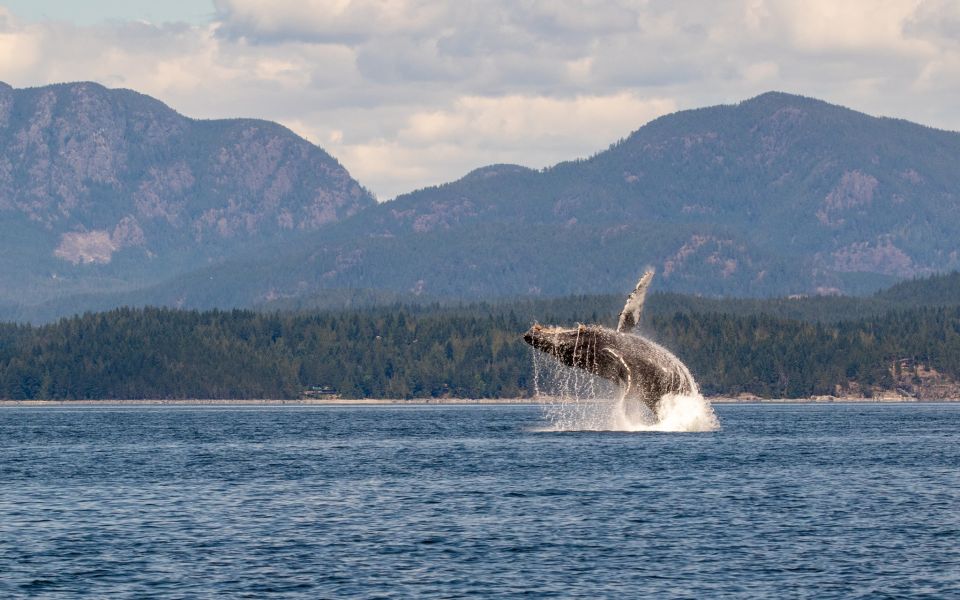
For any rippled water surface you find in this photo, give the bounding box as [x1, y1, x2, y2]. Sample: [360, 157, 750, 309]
[1, 403, 958, 598]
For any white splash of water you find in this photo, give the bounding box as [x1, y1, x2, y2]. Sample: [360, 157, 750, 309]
[623, 392, 720, 432]
[531, 347, 719, 433]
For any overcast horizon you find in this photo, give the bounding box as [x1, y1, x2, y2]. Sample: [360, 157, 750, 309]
[2, 0, 959, 200]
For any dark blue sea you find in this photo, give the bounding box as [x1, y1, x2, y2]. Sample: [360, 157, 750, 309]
[1, 403, 958, 598]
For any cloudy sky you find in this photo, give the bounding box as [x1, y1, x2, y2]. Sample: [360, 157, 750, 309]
[1, 0, 959, 199]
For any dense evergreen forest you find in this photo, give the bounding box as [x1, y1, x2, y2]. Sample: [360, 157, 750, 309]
[1, 272, 959, 400]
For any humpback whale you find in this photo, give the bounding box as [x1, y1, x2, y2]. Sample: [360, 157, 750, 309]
[523, 270, 698, 416]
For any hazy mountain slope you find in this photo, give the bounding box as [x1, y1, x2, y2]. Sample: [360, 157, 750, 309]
[5, 88, 960, 320]
[136, 91, 960, 308]
[0, 81, 374, 305]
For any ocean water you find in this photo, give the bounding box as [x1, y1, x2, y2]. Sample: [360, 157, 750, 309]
[1, 403, 958, 598]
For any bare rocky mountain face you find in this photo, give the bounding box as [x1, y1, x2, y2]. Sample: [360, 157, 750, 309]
[0, 81, 374, 309]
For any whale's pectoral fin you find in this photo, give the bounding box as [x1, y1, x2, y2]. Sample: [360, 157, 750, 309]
[602, 347, 632, 395]
[617, 269, 655, 333]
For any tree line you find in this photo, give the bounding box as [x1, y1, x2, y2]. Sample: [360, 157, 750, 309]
[1, 298, 959, 400]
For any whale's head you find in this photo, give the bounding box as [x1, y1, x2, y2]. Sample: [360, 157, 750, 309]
[523, 323, 605, 373]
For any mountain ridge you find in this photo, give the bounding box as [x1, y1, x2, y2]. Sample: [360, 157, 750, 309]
[168, 89, 957, 304]
[3, 85, 960, 320]
[0, 80, 374, 307]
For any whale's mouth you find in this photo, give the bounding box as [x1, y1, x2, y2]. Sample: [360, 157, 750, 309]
[523, 324, 602, 376]
[524, 323, 583, 339]
[524, 324, 576, 352]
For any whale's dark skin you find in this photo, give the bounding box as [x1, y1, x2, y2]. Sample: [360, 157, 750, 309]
[522, 271, 697, 415]
[523, 324, 696, 413]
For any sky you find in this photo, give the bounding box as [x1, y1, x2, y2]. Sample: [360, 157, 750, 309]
[1, 0, 959, 200]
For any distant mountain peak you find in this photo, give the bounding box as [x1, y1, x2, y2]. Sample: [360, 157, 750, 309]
[277, 89, 960, 303]
[0, 81, 374, 306]
[741, 90, 818, 104]
[461, 164, 535, 181]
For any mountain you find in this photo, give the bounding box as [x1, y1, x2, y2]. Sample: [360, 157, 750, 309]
[0, 81, 374, 308]
[131, 91, 960, 309]
[4, 88, 960, 321]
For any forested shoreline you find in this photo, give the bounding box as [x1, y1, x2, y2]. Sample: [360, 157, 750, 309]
[1, 274, 959, 400]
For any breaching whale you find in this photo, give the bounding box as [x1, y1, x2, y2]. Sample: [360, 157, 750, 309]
[522, 270, 698, 416]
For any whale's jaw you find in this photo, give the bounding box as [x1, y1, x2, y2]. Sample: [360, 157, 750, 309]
[523, 324, 601, 373]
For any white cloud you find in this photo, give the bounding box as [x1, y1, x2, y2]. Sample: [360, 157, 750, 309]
[333, 93, 676, 196]
[763, 0, 923, 53]
[213, 0, 451, 42]
[1, 0, 960, 199]
[905, 0, 960, 43]
[402, 93, 675, 148]
[0, 8, 40, 75]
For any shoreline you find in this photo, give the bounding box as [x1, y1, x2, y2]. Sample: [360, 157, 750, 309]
[0, 397, 958, 407]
